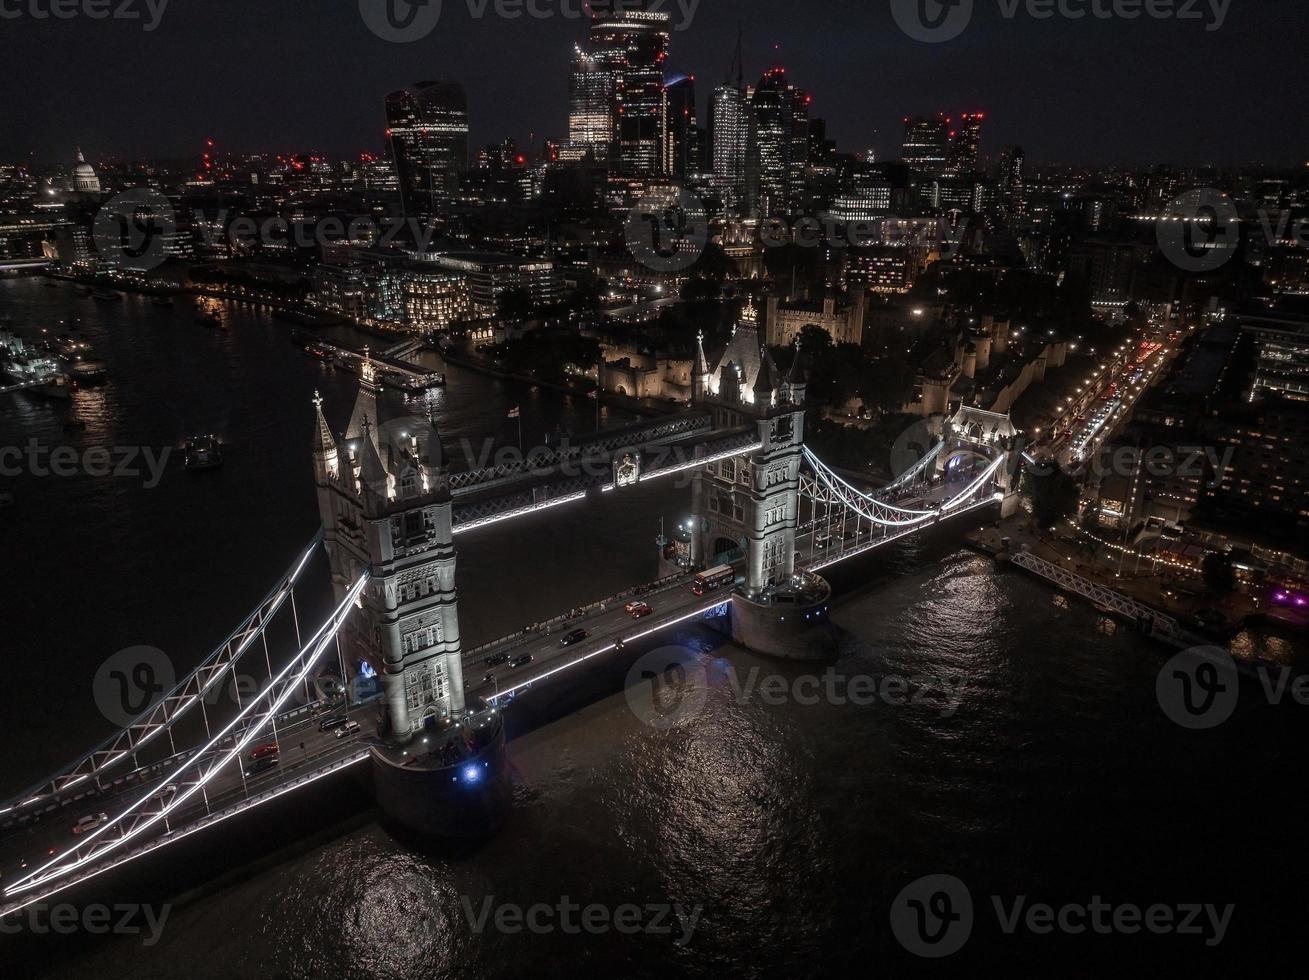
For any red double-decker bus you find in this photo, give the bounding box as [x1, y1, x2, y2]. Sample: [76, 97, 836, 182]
[692, 565, 735, 596]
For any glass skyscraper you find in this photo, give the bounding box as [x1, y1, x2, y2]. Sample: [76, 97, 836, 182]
[567, 46, 613, 162]
[586, 2, 671, 177]
[710, 84, 758, 214]
[751, 67, 809, 216]
[901, 115, 950, 174]
[385, 81, 470, 222]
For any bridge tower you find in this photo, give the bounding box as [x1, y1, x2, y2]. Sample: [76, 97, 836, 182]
[691, 330, 835, 659]
[311, 370, 466, 743]
[939, 404, 1023, 517]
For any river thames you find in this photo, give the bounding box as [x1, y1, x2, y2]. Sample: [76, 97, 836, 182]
[0, 278, 1304, 976]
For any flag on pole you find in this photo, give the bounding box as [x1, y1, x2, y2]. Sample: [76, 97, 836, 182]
[507, 406, 520, 419]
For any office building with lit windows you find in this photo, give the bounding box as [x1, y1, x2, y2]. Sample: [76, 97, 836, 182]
[709, 84, 758, 214]
[902, 115, 950, 174]
[751, 67, 809, 215]
[947, 112, 985, 175]
[567, 46, 614, 162]
[586, 2, 671, 177]
[385, 81, 470, 221]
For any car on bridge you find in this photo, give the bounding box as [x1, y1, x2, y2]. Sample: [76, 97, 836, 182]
[72, 812, 109, 836]
[334, 720, 361, 740]
[560, 629, 589, 647]
[626, 601, 654, 620]
[318, 714, 348, 732]
[484, 653, 509, 667]
[244, 756, 279, 779]
[510, 654, 534, 668]
[250, 742, 279, 762]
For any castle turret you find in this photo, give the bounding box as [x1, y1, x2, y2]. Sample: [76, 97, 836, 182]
[752, 345, 779, 409]
[693, 330, 711, 403]
[784, 337, 808, 407]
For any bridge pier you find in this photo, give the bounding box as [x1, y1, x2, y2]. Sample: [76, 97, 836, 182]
[369, 704, 511, 838]
[726, 574, 837, 661]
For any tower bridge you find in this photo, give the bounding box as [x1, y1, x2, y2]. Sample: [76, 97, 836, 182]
[0, 322, 1023, 919]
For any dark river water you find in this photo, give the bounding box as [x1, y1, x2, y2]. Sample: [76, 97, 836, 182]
[0, 278, 1305, 976]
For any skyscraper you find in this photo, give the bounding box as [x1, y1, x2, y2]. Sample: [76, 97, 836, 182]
[948, 112, 985, 175]
[586, 2, 672, 177]
[902, 115, 950, 174]
[385, 81, 469, 222]
[567, 45, 613, 162]
[999, 144, 1025, 216]
[752, 67, 809, 215]
[663, 73, 699, 178]
[710, 84, 758, 214]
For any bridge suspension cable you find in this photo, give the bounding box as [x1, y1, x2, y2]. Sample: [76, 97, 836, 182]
[940, 456, 1007, 512]
[801, 448, 937, 525]
[800, 446, 1007, 534]
[4, 568, 369, 898]
[877, 440, 945, 495]
[0, 533, 324, 818]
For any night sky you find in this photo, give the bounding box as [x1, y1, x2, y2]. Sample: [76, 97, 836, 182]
[2, 0, 1303, 169]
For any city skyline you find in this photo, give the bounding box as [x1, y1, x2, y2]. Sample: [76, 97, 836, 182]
[2, 0, 1304, 168]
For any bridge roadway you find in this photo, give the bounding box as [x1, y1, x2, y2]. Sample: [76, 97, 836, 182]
[0, 476, 999, 915]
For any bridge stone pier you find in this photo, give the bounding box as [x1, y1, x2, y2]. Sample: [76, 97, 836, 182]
[689, 329, 837, 661]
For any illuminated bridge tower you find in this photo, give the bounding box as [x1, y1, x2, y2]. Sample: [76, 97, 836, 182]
[691, 331, 835, 659]
[312, 363, 466, 742]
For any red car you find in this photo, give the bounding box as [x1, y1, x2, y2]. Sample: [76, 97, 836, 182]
[250, 742, 280, 762]
[627, 601, 654, 620]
